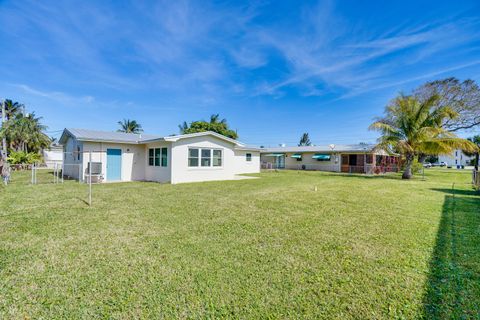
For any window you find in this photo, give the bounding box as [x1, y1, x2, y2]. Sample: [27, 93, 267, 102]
[161, 147, 168, 167]
[189, 148, 222, 167]
[213, 150, 222, 166]
[77, 146, 81, 161]
[188, 148, 199, 167]
[149, 148, 154, 166]
[246, 153, 252, 162]
[154, 148, 161, 166]
[149, 147, 168, 167]
[201, 149, 211, 167]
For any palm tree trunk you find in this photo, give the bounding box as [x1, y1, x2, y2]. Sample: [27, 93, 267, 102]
[402, 153, 414, 179]
[475, 152, 479, 171]
[418, 153, 427, 164]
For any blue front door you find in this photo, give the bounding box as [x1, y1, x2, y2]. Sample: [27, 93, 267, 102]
[107, 149, 122, 181]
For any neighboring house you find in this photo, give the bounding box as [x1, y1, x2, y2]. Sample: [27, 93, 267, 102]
[59, 128, 260, 184]
[260, 144, 399, 174]
[438, 149, 474, 167]
[43, 144, 63, 168]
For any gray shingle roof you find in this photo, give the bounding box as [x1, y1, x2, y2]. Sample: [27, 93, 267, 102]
[260, 144, 376, 153]
[62, 128, 161, 144]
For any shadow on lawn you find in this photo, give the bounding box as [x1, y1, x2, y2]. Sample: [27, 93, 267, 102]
[423, 188, 480, 318]
[311, 172, 402, 180]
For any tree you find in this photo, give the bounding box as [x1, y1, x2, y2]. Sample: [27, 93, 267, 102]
[0, 112, 50, 153]
[414, 78, 480, 132]
[178, 114, 238, 139]
[369, 94, 477, 179]
[298, 133, 312, 146]
[117, 119, 143, 134]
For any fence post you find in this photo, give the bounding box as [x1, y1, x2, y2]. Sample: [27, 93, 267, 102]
[31, 163, 34, 184]
[88, 151, 92, 206]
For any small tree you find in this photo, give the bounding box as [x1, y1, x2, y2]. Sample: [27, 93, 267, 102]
[370, 94, 477, 179]
[298, 133, 312, 146]
[117, 119, 143, 134]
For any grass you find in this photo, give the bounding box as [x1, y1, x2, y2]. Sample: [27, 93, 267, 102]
[0, 168, 479, 319]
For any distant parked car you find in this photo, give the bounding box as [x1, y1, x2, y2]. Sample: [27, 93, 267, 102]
[423, 163, 432, 168]
[431, 162, 447, 167]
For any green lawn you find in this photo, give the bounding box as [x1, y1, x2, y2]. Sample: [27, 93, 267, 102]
[1, 169, 479, 319]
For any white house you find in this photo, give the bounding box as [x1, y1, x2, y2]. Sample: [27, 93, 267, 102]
[59, 128, 260, 184]
[438, 149, 474, 168]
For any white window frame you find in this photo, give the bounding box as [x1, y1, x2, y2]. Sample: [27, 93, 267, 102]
[246, 153, 252, 162]
[213, 149, 222, 167]
[188, 147, 223, 169]
[188, 148, 199, 167]
[148, 147, 168, 167]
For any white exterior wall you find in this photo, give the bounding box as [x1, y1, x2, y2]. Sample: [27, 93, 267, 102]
[144, 142, 172, 183]
[63, 137, 83, 179]
[438, 149, 474, 167]
[170, 136, 237, 184]
[82, 142, 145, 182]
[233, 150, 261, 174]
[43, 147, 63, 168]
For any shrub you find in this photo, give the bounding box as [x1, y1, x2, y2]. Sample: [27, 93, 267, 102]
[7, 151, 42, 165]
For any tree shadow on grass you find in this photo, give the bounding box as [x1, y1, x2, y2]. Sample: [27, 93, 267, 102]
[431, 188, 479, 197]
[423, 190, 480, 319]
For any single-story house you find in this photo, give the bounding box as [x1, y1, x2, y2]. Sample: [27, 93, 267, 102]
[59, 128, 260, 184]
[260, 144, 399, 174]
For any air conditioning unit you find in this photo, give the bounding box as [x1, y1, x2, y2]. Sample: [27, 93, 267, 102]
[87, 162, 102, 175]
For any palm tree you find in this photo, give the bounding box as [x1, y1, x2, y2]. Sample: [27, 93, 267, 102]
[178, 121, 189, 134]
[1, 99, 23, 120]
[0, 112, 50, 153]
[209, 114, 227, 125]
[298, 133, 312, 146]
[117, 119, 143, 134]
[370, 94, 477, 179]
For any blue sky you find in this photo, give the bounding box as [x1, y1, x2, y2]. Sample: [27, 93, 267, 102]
[1, 0, 480, 146]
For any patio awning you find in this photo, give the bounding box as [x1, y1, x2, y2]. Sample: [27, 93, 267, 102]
[291, 153, 302, 159]
[264, 153, 285, 157]
[312, 154, 331, 160]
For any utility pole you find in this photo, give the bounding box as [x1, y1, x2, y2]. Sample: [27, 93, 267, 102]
[1, 99, 7, 160]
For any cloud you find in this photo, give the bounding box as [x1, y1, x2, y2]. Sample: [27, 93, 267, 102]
[15, 84, 95, 105]
[0, 0, 479, 104]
